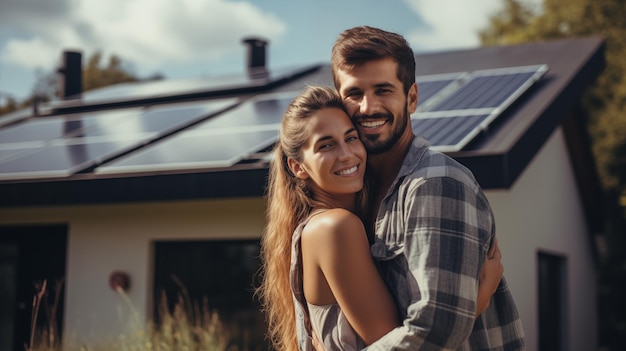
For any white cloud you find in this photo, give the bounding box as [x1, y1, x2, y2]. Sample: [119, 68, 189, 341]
[403, 0, 544, 52]
[403, 0, 504, 51]
[0, 0, 286, 73]
[2, 37, 67, 69]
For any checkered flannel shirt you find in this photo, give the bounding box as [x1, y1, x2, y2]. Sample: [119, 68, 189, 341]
[364, 136, 526, 350]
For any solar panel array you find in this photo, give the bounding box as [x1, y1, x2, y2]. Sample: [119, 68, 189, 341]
[96, 91, 297, 174]
[0, 64, 547, 181]
[0, 99, 236, 180]
[412, 65, 548, 151]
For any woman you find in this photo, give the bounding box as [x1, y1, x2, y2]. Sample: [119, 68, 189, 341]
[258, 86, 502, 351]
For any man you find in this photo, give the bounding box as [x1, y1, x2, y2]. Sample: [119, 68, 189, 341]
[330, 26, 526, 350]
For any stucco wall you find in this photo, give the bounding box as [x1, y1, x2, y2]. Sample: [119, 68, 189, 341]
[0, 197, 266, 347]
[486, 127, 597, 351]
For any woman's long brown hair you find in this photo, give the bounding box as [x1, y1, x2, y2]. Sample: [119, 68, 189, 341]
[257, 86, 347, 351]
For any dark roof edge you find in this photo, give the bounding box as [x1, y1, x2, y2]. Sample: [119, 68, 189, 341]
[0, 167, 269, 208]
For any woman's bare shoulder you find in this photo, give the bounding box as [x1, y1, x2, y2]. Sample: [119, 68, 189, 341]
[302, 208, 365, 244]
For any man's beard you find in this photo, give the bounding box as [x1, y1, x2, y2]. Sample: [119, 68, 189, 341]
[362, 105, 409, 155]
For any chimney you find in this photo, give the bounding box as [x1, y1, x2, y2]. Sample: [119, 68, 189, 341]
[242, 37, 268, 78]
[57, 50, 83, 99]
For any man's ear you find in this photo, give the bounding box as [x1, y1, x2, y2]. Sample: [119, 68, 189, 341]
[407, 83, 418, 113]
[287, 158, 309, 180]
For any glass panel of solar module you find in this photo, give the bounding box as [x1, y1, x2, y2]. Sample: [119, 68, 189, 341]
[95, 91, 298, 174]
[0, 99, 237, 180]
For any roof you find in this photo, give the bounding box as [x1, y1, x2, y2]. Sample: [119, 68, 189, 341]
[0, 36, 605, 216]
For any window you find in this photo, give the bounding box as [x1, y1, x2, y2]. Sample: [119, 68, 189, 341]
[153, 239, 267, 350]
[0, 224, 67, 351]
[538, 251, 568, 351]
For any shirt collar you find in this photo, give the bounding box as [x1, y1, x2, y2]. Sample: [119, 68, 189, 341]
[382, 135, 430, 200]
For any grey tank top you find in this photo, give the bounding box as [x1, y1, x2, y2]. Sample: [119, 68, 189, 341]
[290, 210, 366, 350]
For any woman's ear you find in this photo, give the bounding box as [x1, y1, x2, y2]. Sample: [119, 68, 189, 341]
[287, 158, 309, 180]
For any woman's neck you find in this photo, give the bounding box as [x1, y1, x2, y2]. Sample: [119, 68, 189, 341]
[312, 192, 357, 213]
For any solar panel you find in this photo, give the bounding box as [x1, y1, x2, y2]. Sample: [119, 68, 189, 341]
[415, 72, 465, 111]
[0, 109, 142, 144]
[0, 118, 72, 144]
[425, 66, 546, 111]
[0, 146, 39, 163]
[413, 65, 547, 151]
[0, 109, 149, 176]
[85, 101, 236, 137]
[192, 91, 295, 132]
[95, 91, 298, 174]
[0, 137, 142, 180]
[411, 114, 490, 151]
[0, 99, 238, 180]
[96, 129, 278, 174]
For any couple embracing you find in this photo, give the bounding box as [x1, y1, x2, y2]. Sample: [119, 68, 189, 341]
[258, 26, 525, 351]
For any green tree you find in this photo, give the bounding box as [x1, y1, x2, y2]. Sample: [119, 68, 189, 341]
[83, 51, 138, 91]
[0, 95, 18, 115]
[480, 1, 626, 349]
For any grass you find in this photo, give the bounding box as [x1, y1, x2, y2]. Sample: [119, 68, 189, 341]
[27, 279, 63, 351]
[28, 280, 247, 351]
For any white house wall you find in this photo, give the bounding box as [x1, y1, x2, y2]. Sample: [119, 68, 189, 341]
[0, 197, 267, 348]
[486, 126, 597, 351]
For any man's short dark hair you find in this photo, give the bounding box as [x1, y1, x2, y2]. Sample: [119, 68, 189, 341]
[331, 26, 416, 94]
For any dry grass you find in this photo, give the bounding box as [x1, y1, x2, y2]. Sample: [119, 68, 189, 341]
[111, 293, 238, 351]
[28, 279, 63, 351]
[29, 280, 246, 351]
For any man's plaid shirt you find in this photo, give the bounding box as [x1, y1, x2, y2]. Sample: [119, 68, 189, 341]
[365, 136, 526, 350]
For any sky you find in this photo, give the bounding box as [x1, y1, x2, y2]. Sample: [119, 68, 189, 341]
[0, 0, 539, 102]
